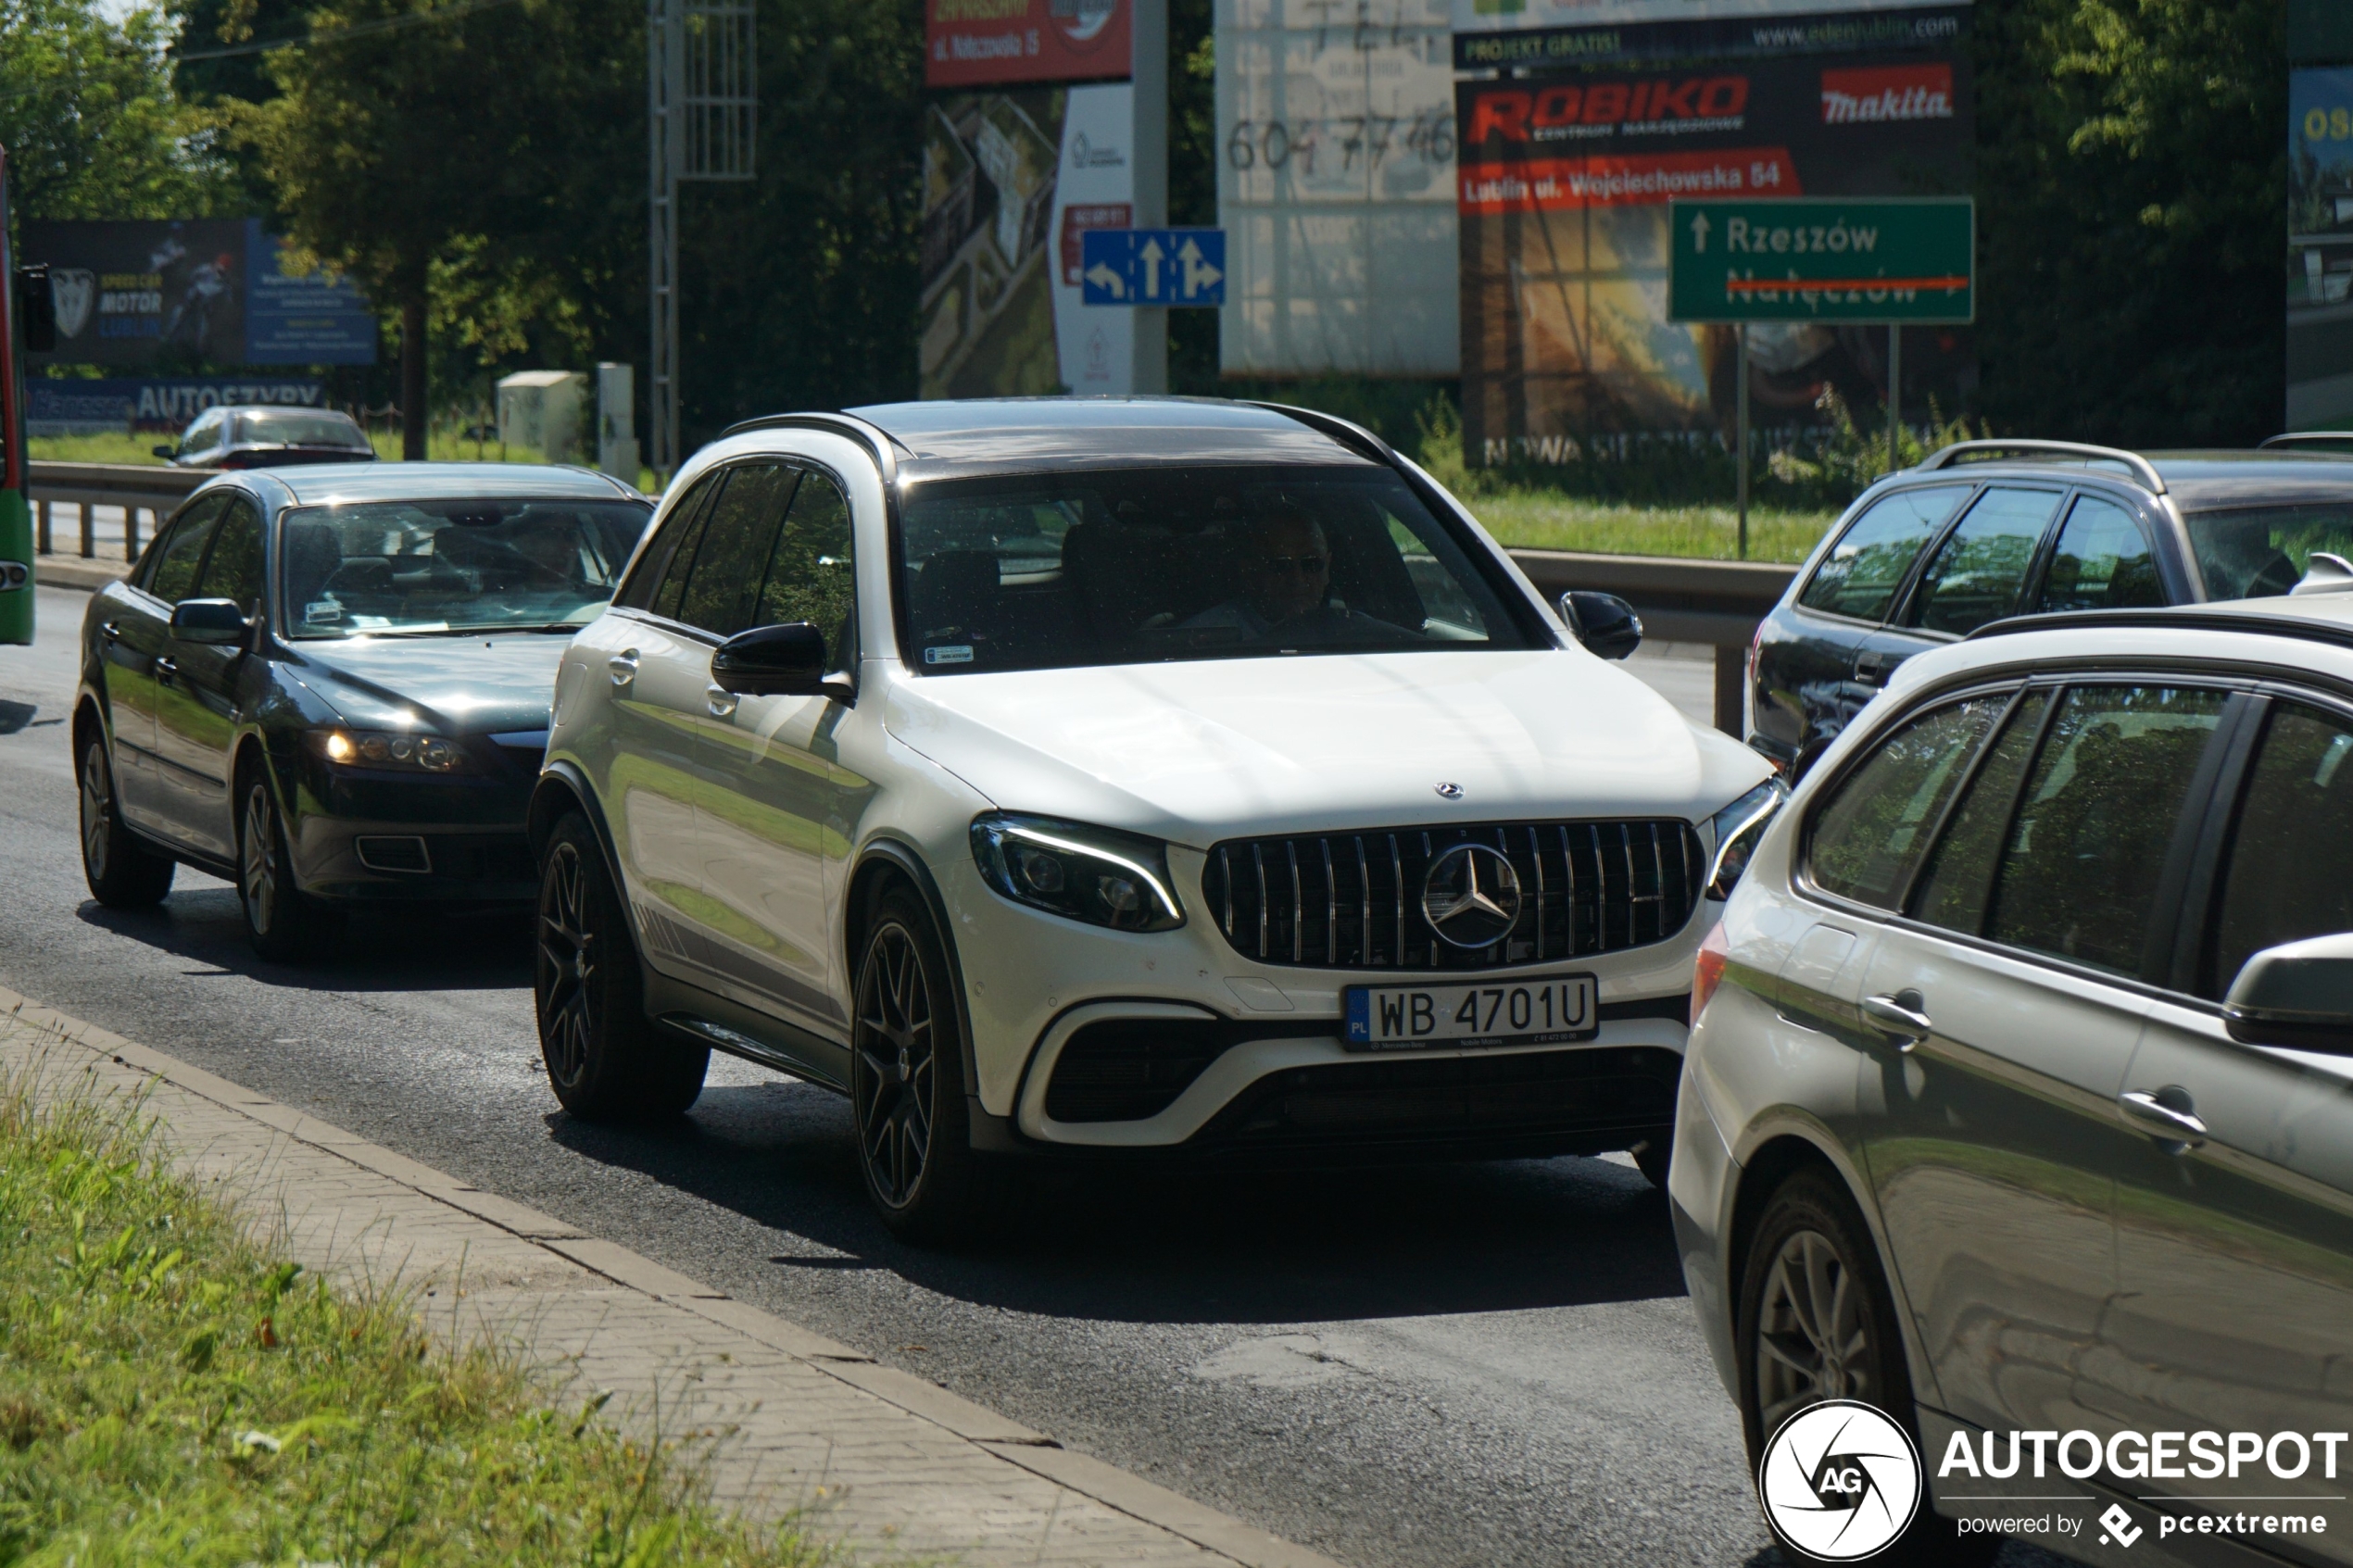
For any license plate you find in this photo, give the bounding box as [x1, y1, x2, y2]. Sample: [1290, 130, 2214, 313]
[1343, 973, 1598, 1052]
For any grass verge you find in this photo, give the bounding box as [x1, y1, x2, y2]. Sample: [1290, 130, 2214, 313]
[1463, 494, 1834, 565]
[0, 1042, 825, 1566]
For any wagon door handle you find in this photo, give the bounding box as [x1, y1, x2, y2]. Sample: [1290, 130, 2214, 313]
[2120, 1089, 2208, 1150]
[608, 650, 639, 687]
[101, 621, 121, 644]
[705, 684, 737, 719]
[153, 656, 178, 683]
[1862, 990, 1932, 1050]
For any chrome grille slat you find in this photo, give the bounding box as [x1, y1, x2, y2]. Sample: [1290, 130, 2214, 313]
[1202, 818, 1703, 972]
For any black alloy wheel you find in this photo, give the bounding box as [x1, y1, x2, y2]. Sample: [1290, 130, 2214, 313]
[237, 772, 340, 961]
[533, 814, 706, 1122]
[78, 736, 174, 907]
[850, 884, 985, 1241]
[1738, 1170, 1995, 1567]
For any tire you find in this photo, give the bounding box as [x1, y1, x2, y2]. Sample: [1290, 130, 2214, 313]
[78, 734, 175, 908]
[850, 884, 989, 1244]
[1737, 1170, 1997, 1568]
[1630, 1130, 1671, 1189]
[535, 814, 707, 1122]
[236, 767, 343, 962]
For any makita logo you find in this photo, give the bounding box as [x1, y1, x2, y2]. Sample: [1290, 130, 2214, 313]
[1821, 64, 1954, 125]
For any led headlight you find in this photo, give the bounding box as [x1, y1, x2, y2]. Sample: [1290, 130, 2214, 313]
[1705, 778, 1788, 899]
[971, 813, 1184, 932]
[308, 727, 463, 772]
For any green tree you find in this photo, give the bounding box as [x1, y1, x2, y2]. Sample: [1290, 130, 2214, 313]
[1975, 0, 2287, 445]
[0, 0, 235, 223]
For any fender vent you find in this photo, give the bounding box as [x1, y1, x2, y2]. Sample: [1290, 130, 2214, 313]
[354, 835, 431, 873]
[1044, 1018, 1229, 1123]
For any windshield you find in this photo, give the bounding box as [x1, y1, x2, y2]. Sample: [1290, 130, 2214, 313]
[281, 496, 651, 638]
[233, 410, 371, 450]
[897, 466, 1538, 673]
[2184, 504, 2353, 600]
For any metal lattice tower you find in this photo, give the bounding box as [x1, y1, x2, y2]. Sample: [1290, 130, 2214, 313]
[648, 0, 754, 479]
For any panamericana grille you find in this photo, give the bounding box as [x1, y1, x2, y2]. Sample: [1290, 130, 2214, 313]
[1200, 820, 1705, 971]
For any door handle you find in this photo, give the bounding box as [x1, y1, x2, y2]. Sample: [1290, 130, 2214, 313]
[706, 684, 738, 719]
[1854, 652, 1900, 689]
[101, 621, 121, 644]
[2119, 1089, 2208, 1149]
[153, 656, 178, 683]
[608, 650, 639, 687]
[1862, 989, 1932, 1050]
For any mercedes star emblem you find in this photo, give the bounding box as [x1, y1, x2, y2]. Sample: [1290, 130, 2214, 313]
[1421, 843, 1523, 949]
[1435, 782, 1464, 799]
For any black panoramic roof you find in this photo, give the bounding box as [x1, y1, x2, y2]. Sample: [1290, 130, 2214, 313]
[837, 396, 1383, 478]
[1971, 593, 2353, 651]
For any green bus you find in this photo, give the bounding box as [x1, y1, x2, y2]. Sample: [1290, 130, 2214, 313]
[2, 148, 57, 646]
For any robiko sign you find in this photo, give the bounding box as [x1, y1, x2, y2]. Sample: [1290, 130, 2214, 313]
[925, 0, 1132, 88]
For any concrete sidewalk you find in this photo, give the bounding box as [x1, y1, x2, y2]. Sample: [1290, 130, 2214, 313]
[0, 986, 1343, 1568]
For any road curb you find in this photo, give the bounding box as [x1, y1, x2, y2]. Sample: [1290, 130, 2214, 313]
[0, 984, 1349, 1568]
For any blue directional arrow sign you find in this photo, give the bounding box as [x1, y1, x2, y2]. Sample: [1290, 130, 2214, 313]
[1079, 227, 1226, 307]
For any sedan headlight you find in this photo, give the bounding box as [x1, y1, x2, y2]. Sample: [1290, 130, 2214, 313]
[1705, 778, 1787, 899]
[307, 727, 464, 772]
[971, 813, 1184, 932]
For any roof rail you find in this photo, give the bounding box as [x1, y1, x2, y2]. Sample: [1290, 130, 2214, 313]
[1240, 400, 1396, 466]
[1967, 605, 2353, 651]
[2258, 432, 2353, 452]
[716, 411, 909, 483]
[1916, 438, 2166, 495]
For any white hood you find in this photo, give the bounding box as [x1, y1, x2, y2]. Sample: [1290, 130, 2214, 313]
[882, 648, 1771, 847]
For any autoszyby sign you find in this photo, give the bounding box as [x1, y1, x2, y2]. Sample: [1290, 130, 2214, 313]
[1667, 196, 1973, 323]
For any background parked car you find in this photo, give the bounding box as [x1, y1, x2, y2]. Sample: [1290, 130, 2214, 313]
[156, 406, 377, 470]
[1750, 438, 2353, 775]
[75, 462, 650, 960]
[1680, 591, 2353, 1565]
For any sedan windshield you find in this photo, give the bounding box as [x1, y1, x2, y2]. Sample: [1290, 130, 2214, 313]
[233, 410, 371, 451]
[2184, 503, 2353, 599]
[897, 465, 1539, 673]
[282, 497, 651, 638]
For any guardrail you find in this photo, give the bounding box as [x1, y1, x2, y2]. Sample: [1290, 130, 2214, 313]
[21, 463, 1797, 735]
[1508, 548, 1797, 735]
[28, 461, 205, 564]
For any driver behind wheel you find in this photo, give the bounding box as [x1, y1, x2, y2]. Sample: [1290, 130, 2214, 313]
[1182, 502, 1402, 645]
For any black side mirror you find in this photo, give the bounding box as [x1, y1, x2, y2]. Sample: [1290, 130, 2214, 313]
[2224, 934, 2353, 1053]
[711, 621, 848, 700]
[14, 265, 55, 355]
[1559, 590, 1643, 660]
[153, 445, 178, 461]
[169, 597, 250, 646]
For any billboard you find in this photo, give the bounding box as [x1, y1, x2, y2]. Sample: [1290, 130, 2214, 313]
[926, 0, 1132, 88]
[921, 85, 1143, 396]
[1214, 0, 1459, 377]
[27, 376, 331, 436]
[1455, 32, 1972, 462]
[2289, 68, 2353, 429]
[23, 220, 375, 368]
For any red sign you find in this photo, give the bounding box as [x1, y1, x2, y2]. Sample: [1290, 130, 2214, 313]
[926, 0, 1131, 88]
[1464, 77, 1752, 144]
[1819, 64, 1954, 125]
[1059, 203, 1132, 284]
[1458, 149, 1801, 213]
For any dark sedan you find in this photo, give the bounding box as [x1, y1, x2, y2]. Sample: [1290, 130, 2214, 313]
[157, 406, 377, 470]
[74, 463, 651, 960]
[1750, 439, 2353, 775]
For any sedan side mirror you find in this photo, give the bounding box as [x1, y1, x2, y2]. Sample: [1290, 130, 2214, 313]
[169, 597, 251, 646]
[153, 445, 178, 461]
[711, 621, 849, 700]
[2223, 932, 2353, 1053]
[1559, 590, 1643, 660]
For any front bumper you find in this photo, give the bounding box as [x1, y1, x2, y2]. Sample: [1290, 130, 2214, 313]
[285, 746, 538, 904]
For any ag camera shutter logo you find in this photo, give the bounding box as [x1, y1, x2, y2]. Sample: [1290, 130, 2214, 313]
[1758, 1400, 1922, 1561]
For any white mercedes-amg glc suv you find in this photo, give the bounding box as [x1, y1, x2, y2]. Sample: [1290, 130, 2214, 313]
[529, 398, 1781, 1237]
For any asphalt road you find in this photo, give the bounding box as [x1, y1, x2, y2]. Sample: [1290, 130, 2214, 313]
[0, 588, 2063, 1568]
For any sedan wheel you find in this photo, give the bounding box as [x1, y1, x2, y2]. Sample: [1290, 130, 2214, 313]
[1753, 1225, 1878, 1436]
[77, 736, 173, 907]
[236, 772, 339, 961]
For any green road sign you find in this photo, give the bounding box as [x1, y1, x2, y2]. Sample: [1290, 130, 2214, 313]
[1667, 196, 1974, 324]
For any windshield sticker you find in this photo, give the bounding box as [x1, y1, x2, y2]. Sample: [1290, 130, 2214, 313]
[923, 645, 975, 666]
[303, 600, 344, 623]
